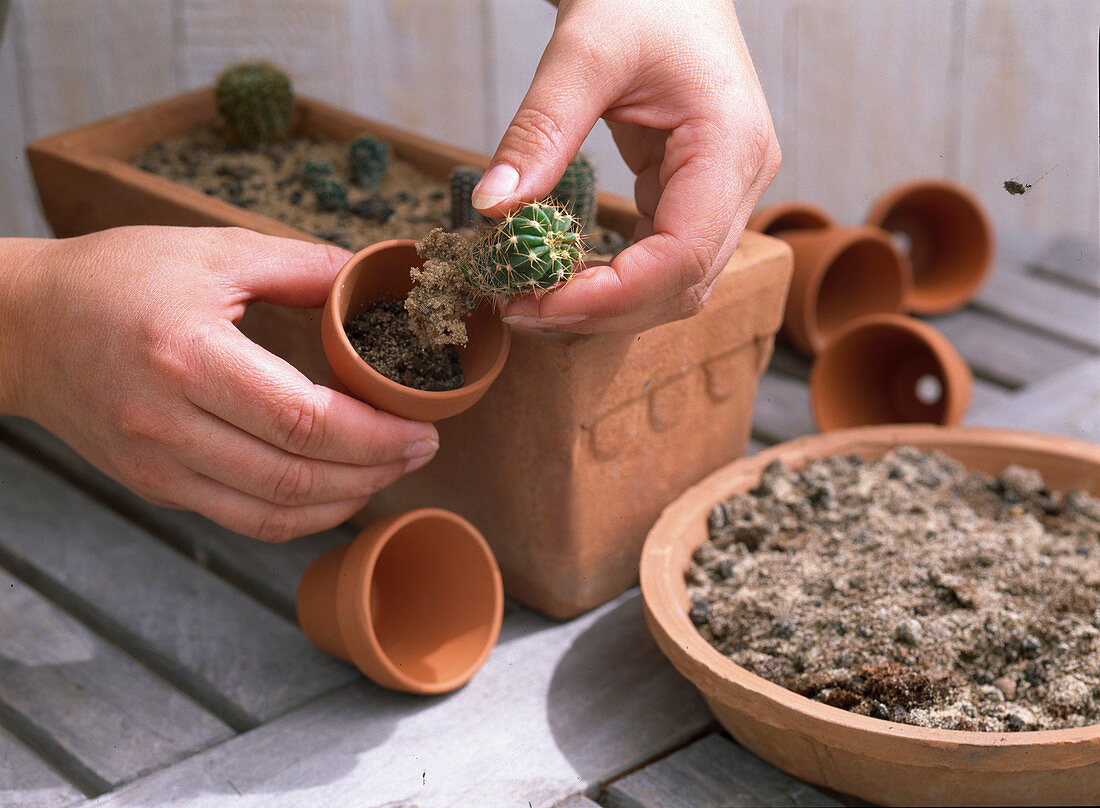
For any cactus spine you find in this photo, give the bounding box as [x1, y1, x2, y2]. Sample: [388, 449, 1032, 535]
[214, 62, 293, 146]
[550, 153, 596, 233]
[348, 135, 391, 190]
[463, 201, 584, 300]
[448, 165, 489, 230]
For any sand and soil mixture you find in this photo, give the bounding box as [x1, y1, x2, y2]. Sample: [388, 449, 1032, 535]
[687, 447, 1100, 732]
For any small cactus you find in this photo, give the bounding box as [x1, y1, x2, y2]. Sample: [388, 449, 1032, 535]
[448, 165, 489, 230]
[312, 178, 347, 212]
[463, 201, 584, 300]
[214, 62, 293, 146]
[348, 135, 390, 190]
[551, 153, 596, 233]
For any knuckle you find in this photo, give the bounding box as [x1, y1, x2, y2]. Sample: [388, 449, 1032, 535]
[677, 281, 713, 320]
[267, 458, 317, 506]
[505, 106, 568, 159]
[271, 391, 327, 455]
[248, 506, 304, 544]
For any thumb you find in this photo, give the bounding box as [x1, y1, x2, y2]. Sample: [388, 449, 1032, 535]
[473, 34, 611, 217]
[213, 230, 353, 310]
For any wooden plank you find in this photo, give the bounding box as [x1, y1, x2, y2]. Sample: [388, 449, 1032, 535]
[605, 732, 842, 808]
[177, 0, 351, 106]
[88, 591, 713, 808]
[348, 0, 492, 153]
[957, 0, 1100, 247]
[14, 0, 176, 139]
[967, 357, 1100, 445]
[0, 4, 48, 237]
[928, 307, 1097, 389]
[0, 442, 358, 729]
[0, 726, 83, 808]
[1029, 233, 1100, 293]
[974, 257, 1100, 350]
[0, 569, 231, 795]
[0, 415, 352, 620]
[791, 1, 957, 223]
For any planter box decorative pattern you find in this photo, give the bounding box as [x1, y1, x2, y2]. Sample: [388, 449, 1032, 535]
[28, 89, 793, 619]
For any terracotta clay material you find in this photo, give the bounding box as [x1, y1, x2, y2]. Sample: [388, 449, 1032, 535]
[777, 225, 912, 356]
[809, 313, 972, 431]
[26, 88, 793, 619]
[296, 508, 503, 694]
[746, 200, 833, 236]
[640, 424, 1100, 807]
[865, 178, 995, 315]
[321, 240, 510, 422]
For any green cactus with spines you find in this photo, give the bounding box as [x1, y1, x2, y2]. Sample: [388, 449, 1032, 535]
[312, 178, 347, 212]
[551, 153, 596, 233]
[348, 135, 390, 190]
[214, 62, 293, 146]
[448, 165, 489, 230]
[463, 200, 585, 300]
[301, 159, 333, 185]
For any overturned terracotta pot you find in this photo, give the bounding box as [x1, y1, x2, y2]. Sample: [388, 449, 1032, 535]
[865, 178, 994, 315]
[777, 226, 911, 356]
[296, 508, 503, 694]
[746, 200, 833, 236]
[640, 425, 1100, 807]
[321, 240, 510, 422]
[810, 313, 972, 431]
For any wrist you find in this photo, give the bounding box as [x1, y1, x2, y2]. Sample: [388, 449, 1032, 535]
[0, 237, 54, 417]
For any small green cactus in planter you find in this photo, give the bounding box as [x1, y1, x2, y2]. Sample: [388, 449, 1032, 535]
[214, 62, 294, 146]
[348, 135, 390, 190]
[448, 165, 489, 230]
[551, 153, 596, 233]
[312, 178, 348, 212]
[464, 201, 585, 301]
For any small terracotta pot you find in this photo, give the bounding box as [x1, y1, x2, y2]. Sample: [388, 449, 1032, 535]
[746, 200, 833, 236]
[321, 239, 510, 422]
[776, 225, 911, 356]
[640, 425, 1100, 806]
[296, 507, 503, 694]
[810, 313, 972, 431]
[865, 178, 994, 315]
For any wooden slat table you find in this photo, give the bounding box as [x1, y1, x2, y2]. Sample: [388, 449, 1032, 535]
[0, 231, 1096, 808]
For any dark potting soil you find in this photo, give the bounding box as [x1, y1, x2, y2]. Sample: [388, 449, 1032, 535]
[686, 447, 1100, 732]
[345, 301, 464, 392]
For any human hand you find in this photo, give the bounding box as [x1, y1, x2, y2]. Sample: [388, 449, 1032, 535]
[0, 227, 438, 541]
[472, 0, 780, 334]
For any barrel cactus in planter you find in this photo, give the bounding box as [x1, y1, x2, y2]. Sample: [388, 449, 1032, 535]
[551, 153, 596, 233]
[214, 62, 293, 146]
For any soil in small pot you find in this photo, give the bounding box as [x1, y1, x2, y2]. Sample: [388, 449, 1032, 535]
[686, 447, 1100, 732]
[344, 300, 464, 392]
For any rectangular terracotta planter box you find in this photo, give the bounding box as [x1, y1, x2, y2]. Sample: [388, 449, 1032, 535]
[27, 89, 792, 619]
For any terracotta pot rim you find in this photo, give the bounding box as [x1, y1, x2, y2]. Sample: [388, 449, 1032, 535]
[746, 200, 834, 236]
[335, 507, 504, 694]
[641, 425, 1100, 757]
[324, 239, 511, 405]
[809, 312, 972, 430]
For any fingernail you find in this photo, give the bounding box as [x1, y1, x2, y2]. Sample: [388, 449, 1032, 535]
[404, 439, 439, 459]
[537, 313, 588, 325]
[472, 163, 520, 210]
[501, 315, 554, 329]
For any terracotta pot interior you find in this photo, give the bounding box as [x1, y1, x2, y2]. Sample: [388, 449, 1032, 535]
[875, 189, 992, 309]
[757, 208, 831, 236]
[814, 321, 952, 428]
[808, 236, 907, 347]
[368, 515, 500, 684]
[334, 242, 505, 384]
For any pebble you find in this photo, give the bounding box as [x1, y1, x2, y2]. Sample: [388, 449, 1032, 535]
[992, 676, 1017, 701]
[894, 618, 924, 646]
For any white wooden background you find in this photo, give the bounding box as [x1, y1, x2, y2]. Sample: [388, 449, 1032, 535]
[1, 0, 1098, 249]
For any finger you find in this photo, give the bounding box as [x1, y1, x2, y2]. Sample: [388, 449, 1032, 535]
[199, 227, 353, 312]
[472, 29, 616, 216]
[173, 321, 438, 465]
[148, 466, 373, 542]
[172, 408, 432, 507]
